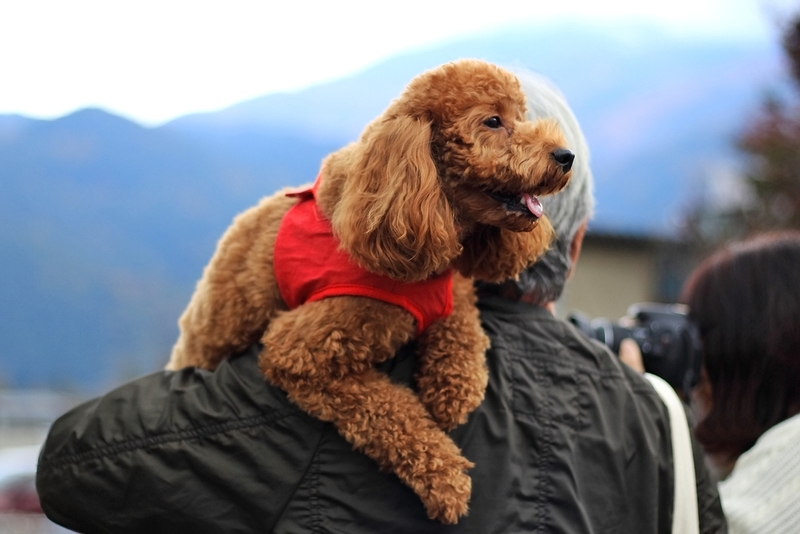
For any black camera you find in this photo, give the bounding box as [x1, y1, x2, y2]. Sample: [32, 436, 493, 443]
[567, 303, 702, 393]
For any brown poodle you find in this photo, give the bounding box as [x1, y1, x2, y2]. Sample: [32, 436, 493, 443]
[167, 59, 574, 524]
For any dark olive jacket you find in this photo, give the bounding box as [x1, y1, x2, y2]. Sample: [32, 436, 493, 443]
[37, 297, 727, 533]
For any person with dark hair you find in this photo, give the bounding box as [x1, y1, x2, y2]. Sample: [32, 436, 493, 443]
[36, 72, 727, 533]
[682, 232, 800, 533]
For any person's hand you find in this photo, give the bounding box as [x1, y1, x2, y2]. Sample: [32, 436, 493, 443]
[619, 338, 645, 373]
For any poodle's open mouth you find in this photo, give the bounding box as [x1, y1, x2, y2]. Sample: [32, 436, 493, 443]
[487, 190, 543, 219]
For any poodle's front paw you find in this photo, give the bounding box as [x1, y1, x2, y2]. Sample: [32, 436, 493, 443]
[416, 456, 473, 524]
[417, 365, 488, 432]
[416, 318, 490, 431]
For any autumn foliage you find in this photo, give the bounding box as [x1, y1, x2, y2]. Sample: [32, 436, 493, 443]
[736, 15, 800, 232]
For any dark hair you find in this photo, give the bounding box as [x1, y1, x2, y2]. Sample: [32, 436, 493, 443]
[682, 231, 800, 463]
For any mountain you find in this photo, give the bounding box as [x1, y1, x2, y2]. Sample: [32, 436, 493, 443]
[0, 109, 337, 390]
[0, 23, 787, 391]
[168, 23, 785, 234]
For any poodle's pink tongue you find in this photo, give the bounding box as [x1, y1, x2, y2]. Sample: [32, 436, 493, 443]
[523, 193, 543, 218]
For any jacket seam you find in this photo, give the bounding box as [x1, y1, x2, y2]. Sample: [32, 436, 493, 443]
[534, 358, 555, 533]
[269, 425, 326, 532]
[39, 408, 297, 470]
[309, 442, 322, 533]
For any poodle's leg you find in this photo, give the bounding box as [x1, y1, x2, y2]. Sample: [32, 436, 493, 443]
[166, 192, 296, 371]
[260, 297, 473, 524]
[415, 274, 490, 431]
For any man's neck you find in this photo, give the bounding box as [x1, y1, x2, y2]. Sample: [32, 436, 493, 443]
[520, 293, 556, 315]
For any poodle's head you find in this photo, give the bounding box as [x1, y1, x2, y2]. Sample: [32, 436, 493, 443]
[321, 59, 574, 282]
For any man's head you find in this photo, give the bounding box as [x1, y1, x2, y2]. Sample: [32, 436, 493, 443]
[478, 70, 594, 304]
[321, 60, 573, 284]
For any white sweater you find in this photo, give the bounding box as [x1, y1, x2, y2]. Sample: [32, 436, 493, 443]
[718, 412, 800, 534]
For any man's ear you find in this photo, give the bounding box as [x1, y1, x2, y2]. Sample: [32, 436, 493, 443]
[567, 219, 588, 279]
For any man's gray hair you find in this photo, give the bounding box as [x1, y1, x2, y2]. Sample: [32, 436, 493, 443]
[482, 70, 595, 304]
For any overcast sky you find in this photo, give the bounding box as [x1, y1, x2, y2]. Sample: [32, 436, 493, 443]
[1, 0, 797, 125]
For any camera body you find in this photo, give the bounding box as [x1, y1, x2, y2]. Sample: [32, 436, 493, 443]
[567, 303, 702, 393]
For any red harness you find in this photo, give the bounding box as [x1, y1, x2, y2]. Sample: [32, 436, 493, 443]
[273, 182, 453, 334]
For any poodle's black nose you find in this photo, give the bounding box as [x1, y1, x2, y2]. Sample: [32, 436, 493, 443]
[551, 148, 575, 173]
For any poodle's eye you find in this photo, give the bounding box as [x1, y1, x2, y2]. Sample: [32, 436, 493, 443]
[483, 116, 503, 129]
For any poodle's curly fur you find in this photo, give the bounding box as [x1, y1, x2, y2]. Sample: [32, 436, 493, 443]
[167, 59, 573, 524]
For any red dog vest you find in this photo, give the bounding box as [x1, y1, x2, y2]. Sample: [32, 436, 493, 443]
[273, 183, 453, 335]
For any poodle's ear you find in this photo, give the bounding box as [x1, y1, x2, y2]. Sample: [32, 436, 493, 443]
[330, 115, 461, 282]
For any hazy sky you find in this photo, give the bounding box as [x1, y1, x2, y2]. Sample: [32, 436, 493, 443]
[1, 0, 796, 125]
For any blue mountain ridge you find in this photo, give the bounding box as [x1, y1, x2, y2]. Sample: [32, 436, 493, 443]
[168, 23, 785, 234]
[0, 23, 787, 391]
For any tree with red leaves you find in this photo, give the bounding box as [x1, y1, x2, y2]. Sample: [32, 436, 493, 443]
[683, 14, 800, 244]
[736, 15, 800, 231]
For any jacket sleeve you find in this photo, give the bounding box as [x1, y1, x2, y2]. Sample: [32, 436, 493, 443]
[36, 346, 323, 534]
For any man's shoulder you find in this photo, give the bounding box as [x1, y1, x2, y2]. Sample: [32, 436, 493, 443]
[37, 345, 333, 532]
[480, 299, 636, 377]
[454, 298, 675, 532]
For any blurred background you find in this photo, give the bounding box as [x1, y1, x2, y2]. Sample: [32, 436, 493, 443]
[2, 0, 800, 526]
